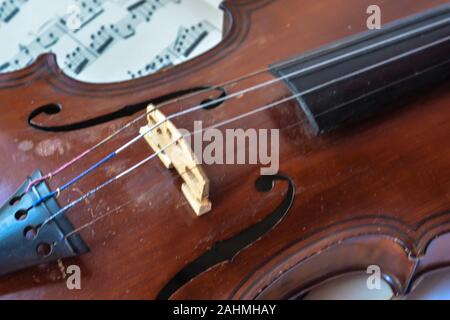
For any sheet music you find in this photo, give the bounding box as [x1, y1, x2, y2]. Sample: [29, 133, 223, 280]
[0, 0, 223, 83]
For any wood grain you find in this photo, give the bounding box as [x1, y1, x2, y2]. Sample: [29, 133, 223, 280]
[0, 0, 449, 299]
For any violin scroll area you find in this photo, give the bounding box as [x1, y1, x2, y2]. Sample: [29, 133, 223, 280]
[0, 170, 88, 277]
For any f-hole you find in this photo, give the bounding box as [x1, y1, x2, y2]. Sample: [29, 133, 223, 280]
[28, 86, 227, 132]
[156, 173, 295, 300]
[29, 103, 62, 120]
[201, 88, 226, 110]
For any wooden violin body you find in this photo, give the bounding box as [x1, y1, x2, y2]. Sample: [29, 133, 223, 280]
[1, 0, 450, 299]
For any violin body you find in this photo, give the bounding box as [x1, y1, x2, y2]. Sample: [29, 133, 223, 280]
[1, 0, 450, 299]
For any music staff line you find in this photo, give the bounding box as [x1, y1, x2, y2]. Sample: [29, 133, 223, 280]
[0, 0, 28, 24]
[0, 0, 181, 76]
[128, 20, 215, 78]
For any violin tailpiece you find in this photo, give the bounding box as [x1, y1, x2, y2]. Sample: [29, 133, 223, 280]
[0, 170, 89, 277]
[139, 104, 212, 216]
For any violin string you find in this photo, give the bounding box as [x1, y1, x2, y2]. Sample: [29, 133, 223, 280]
[25, 16, 449, 194]
[63, 118, 309, 239]
[31, 31, 450, 211]
[24, 69, 266, 192]
[39, 31, 450, 229]
[40, 92, 302, 230]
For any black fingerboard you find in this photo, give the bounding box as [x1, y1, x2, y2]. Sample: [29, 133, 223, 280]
[271, 4, 450, 135]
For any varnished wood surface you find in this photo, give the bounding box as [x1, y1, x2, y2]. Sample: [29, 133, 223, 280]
[0, 0, 449, 299]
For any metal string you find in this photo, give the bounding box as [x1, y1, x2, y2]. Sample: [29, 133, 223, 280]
[40, 92, 303, 230]
[63, 119, 308, 239]
[39, 32, 450, 229]
[31, 30, 450, 211]
[26, 15, 450, 195]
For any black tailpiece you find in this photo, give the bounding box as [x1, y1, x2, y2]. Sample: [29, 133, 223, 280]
[0, 170, 89, 276]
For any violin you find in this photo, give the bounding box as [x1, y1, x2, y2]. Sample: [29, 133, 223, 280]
[0, 0, 449, 299]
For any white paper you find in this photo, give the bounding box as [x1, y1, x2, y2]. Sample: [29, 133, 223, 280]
[0, 0, 223, 83]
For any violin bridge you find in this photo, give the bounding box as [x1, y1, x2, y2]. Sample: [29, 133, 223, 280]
[139, 104, 211, 216]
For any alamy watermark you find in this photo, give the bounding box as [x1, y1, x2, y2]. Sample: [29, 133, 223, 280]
[366, 265, 382, 290]
[180, 121, 280, 175]
[66, 4, 83, 31]
[367, 5, 382, 30]
[62, 264, 82, 290]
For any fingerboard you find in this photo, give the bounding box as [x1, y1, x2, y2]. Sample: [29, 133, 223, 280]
[271, 4, 450, 135]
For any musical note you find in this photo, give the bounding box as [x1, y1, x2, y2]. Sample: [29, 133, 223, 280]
[0, 0, 222, 82]
[0, 48, 31, 73]
[127, 49, 179, 78]
[35, 22, 65, 48]
[0, 20, 64, 73]
[2, 0, 104, 74]
[69, 0, 180, 74]
[127, 20, 215, 78]
[89, 25, 115, 53]
[174, 21, 212, 57]
[0, 0, 27, 23]
[0, 44, 33, 72]
[64, 46, 94, 74]
[112, 0, 175, 39]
